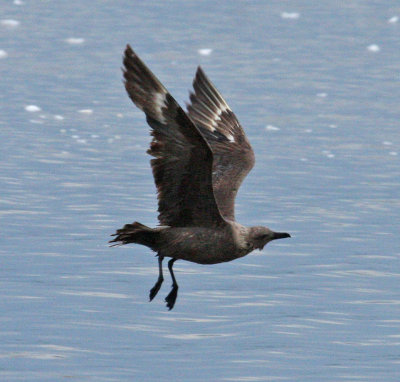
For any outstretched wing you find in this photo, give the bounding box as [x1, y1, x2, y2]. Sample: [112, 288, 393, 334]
[123, 45, 225, 228]
[186, 67, 255, 221]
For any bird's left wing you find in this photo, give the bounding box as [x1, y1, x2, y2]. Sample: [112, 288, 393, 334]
[123, 45, 226, 228]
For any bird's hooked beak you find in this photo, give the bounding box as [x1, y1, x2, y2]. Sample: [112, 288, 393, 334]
[259, 231, 291, 250]
[271, 231, 291, 241]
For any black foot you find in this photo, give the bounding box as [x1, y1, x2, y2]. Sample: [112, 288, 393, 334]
[165, 286, 178, 310]
[149, 278, 163, 301]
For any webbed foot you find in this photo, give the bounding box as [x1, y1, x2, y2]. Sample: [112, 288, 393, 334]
[149, 277, 163, 301]
[165, 285, 178, 310]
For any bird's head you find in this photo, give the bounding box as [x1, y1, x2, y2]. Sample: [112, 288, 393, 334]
[249, 226, 291, 250]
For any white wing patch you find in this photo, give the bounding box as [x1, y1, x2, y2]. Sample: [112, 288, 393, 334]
[226, 133, 235, 143]
[153, 90, 168, 124]
[211, 103, 230, 127]
[202, 82, 235, 142]
[188, 67, 239, 143]
[216, 103, 230, 116]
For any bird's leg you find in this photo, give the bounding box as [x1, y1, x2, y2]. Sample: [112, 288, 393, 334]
[165, 258, 178, 310]
[149, 255, 164, 301]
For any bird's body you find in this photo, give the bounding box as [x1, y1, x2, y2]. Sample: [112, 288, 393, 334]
[111, 45, 290, 309]
[115, 222, 252, 265]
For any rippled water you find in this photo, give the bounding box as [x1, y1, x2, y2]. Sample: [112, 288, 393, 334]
[1, 1, 400, 381]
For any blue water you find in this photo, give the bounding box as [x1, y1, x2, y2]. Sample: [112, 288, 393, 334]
[1, 1, 399, 381]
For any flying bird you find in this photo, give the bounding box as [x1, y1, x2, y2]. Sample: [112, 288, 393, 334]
[110, 45, 290, 310]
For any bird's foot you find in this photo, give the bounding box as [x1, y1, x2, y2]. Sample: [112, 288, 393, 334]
[165, 286, 178, 310]
[149, 278, 163, 301]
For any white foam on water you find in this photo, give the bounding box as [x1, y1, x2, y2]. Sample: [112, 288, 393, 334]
[0, 50, 8, 59]
[382, 141, 393, 146]
[389, 151, 398, 156]
[198, 48, 213, 56]
[316, 92, 327, 98]
[163, 333, 233, 340]
[60, 291, 130, 299]
[1, 19, 20, 28]
[388, 16, 398, 24]
[14, 0, 24, 4]
[367, 44, 380, 52]
[54, 115, 64, 120]
[78, 109, 93, 114]
[65, 37, 85, 45]
[323, 151, 335, 158]
[265, 124, 280, 131]
[281, 12, 300, 19]
[322, 150, 335, 158]
[25, 105, 41, 112]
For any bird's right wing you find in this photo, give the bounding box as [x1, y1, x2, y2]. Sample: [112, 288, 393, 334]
[187, 67, 255, 221]
[123, 46, 226, 228]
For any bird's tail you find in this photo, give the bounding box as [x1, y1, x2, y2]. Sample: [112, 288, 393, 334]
[109, 222, 160, 250]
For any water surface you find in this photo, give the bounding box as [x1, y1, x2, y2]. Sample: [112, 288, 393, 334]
[1, 1, 399, 381]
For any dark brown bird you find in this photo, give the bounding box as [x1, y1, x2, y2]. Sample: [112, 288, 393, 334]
[110, 45, 290, 310]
